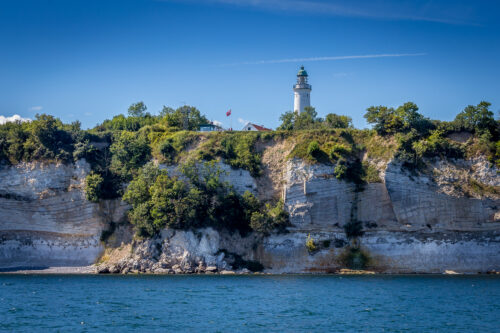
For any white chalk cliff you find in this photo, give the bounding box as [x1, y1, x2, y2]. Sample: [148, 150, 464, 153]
[1, 151, 499, 273]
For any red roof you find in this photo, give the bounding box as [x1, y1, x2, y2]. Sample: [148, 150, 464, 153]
[251, 124, 271, 131]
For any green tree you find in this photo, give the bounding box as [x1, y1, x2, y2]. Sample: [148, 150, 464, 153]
[364, 105, 403, 135]
[277, 111, 295, 130]
[128, 102, 147, 117]
[365, 102, 432, 136]
[162, 105, 209, 131]
[84, 172, 104, 203]
[294, 106, 319, 130]
[159, 106, 175, 118]
[277, 107, 320, 130]
[249, 200, 289, 234]
[123, 162, 289, 237]
[110, 131, 151, 180]
[325, 113, 352, 128]
[454, 101, 496, 134]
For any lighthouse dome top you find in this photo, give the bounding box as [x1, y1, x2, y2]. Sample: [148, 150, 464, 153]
[297, 66, 308, 77]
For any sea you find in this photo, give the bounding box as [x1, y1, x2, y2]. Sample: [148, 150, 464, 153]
[1, 274, 499, 332]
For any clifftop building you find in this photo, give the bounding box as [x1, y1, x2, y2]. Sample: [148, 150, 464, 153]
[293, 66, 311, 113]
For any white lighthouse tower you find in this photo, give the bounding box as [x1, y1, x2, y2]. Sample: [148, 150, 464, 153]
[293, 66, 311, 113]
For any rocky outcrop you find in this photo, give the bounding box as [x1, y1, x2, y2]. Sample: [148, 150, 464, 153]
[96, 228, 259, 274]
[0, 160, 127, 269]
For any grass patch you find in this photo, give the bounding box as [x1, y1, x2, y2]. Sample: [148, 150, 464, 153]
[465, 178, 500, 197]
[361, 161, 382, 183]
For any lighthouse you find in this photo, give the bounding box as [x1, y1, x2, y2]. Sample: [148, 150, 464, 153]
[293, 66, 311, 113]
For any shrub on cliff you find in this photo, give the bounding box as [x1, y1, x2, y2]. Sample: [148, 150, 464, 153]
[334, 158, 348, 179]
[412, 130, 464, 160]
[110, 131, 151, 181]
[123, 162, 289, 237]
[306, 234, 318, 254]
[307, 140, 321, 158]
[329, 143, 351, 159]
[219, 133, 262, 177]
[84, 172, 104, 203]
[191, 132, 263, 177]
[249, 199, 289, 235]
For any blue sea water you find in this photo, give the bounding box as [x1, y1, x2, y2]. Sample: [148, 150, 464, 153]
[1, 275, 499, 332]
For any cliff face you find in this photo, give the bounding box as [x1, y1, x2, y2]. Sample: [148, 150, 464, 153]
[1, 146, 499, 273]
[251, 157, 500, 273]
[0, 160, 127, 269]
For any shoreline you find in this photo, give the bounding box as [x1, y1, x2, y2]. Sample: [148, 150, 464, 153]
[1, 266, 500, 276]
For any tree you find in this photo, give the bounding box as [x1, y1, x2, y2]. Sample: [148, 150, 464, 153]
[31, 114, 60, 151]
[128, 102, 147, 117]
[364, 105, 403, 135]
[110, 131, 151, 180]
[364, 102, 432, 136]
[454, 101, 496, 134]
[84, 172, 104, 203]
[162, 105, 209, 131]
[294, 106, 319, 130]
[122, 162, 289, 237]
[277, 111, 295, 130]
[277, 106, 320, 130]
[159, 106, 175, 118]
[325, 113, 352, 128]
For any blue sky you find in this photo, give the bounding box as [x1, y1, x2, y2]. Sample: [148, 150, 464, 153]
[0, 0, 499, 129]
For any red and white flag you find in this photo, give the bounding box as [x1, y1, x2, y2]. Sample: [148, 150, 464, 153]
[226, 109, 231, 117]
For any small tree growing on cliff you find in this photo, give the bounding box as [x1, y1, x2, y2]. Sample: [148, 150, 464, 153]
[84, 172, 104, 203]
[306, 234, 318, 253]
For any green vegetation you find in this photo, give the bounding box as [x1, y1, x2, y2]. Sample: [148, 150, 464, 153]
[307, 140, 321, 158]
[122, 161, 289, 237]
[1, 99, 498, 239]
[277, 107, 352, 131]
[84, 172, 104, 203]
[305, 234, 318, 254]
[363, 101, 499, 170]
[109, 131, 151, 181]
[465, 178, 500, 198]
[0, 114, 81, 164]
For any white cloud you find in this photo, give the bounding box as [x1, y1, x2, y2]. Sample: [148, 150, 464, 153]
[223, 53, 426, 66]
[212, 120, 223, 127]
[84, 112, 92, 116]
[238, 117, 250, 125]
[0, 114, 31, 125]
[29, 106, 43, 111]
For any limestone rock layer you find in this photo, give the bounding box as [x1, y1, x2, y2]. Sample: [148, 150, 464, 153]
[0, 154, 499, 273]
